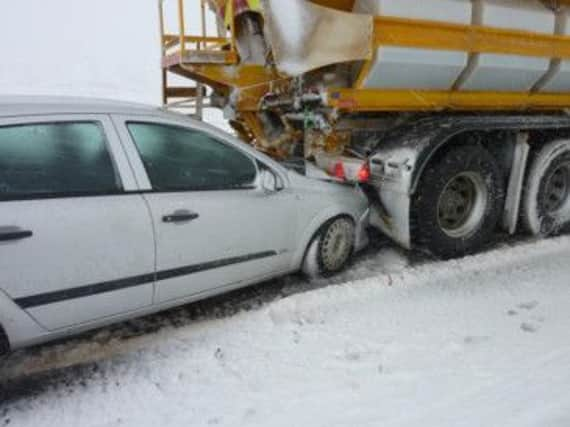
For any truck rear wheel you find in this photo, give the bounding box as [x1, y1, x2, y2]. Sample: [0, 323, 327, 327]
[0, 325, 9, 357]
[412, 145, 505, 259]
[522, 139, 570, 236]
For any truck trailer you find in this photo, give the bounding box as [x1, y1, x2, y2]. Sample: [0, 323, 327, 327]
[160, 0, 570, 258]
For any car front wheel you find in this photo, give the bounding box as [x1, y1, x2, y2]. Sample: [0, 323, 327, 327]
[302, 217, 355, 278]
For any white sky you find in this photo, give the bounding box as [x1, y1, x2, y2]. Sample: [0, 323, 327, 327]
[0, 1, 213, 106]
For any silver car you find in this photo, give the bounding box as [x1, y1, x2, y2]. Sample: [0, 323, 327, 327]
[0, 97, 369, 353]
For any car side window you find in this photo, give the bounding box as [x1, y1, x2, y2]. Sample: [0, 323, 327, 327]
[127, 122, 257, 191]
[0, 121, 121, 200]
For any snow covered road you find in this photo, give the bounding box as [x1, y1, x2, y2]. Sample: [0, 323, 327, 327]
[1, 237, 570, 427]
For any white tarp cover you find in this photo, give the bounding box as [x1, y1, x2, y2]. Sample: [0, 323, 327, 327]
[261, 0, 373, 76]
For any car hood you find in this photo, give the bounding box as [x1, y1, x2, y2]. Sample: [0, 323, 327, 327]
[287, 170, 368, 204]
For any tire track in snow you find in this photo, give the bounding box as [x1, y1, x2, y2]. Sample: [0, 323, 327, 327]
[0, 234, 568, 421]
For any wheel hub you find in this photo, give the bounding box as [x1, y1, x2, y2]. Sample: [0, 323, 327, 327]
[437, 172, 488, 239]
[542, 162, 570, 214]
[321, 219, 354, 272]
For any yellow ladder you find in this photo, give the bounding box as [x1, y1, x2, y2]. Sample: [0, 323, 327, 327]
[159, 0, 237, 118]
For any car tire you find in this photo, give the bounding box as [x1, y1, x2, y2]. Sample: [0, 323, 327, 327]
[412, 145, 505, 259]
[302, 217, 355, 278]
[522, 139, 570, 236]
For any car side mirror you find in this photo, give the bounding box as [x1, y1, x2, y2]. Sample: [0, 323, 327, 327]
[260, 168, 284, 193]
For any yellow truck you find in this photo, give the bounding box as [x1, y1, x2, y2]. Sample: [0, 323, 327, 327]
[160, 0, 570, 258]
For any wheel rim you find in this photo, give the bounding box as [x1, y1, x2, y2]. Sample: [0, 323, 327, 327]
[542, 161, 570, 215]
[437, 172, 488, 239]
[321, 219, 354, 272]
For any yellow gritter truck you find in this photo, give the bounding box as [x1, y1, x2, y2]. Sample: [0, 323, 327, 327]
[160, 0, 570, 258]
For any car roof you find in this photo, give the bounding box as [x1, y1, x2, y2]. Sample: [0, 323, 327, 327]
[0, 96, 291, 179]
[0, 96, 167, 118]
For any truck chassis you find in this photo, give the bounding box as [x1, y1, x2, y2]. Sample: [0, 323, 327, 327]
[158, 0, 570, 258]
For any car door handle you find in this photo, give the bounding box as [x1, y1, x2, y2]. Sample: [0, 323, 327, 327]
[162, 210, 200, 224]
[0, 228, 33, 242]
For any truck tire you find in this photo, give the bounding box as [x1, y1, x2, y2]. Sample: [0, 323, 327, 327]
[0, 325, 9, 356]
[302, 217, 355, 278]
[412, 145, 505, 259]
[522, 139, 570, 236]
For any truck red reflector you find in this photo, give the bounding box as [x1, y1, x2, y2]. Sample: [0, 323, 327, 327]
[357, 162, 371, 183]
[333, 161, 346, 180]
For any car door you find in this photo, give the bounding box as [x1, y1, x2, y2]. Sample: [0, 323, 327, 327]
[0, 115, 155, 331]
[113, 115, 297, 304]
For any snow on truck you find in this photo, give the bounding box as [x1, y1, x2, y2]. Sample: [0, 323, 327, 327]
[160, 0, 570, 258]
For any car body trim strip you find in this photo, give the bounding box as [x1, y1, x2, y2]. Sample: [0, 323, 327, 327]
[13, 251, 278, 309]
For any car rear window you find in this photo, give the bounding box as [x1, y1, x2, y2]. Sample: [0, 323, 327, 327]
[0, 122, 121, 200]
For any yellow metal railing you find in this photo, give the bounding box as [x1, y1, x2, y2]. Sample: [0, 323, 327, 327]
[159, 0, 240, 116]
[159, 0, 236, 59]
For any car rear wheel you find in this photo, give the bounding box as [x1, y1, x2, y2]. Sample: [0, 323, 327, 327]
[302, 217, 355, 278]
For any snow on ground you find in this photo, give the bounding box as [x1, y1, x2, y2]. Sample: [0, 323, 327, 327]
[1, 236, 569, 427]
